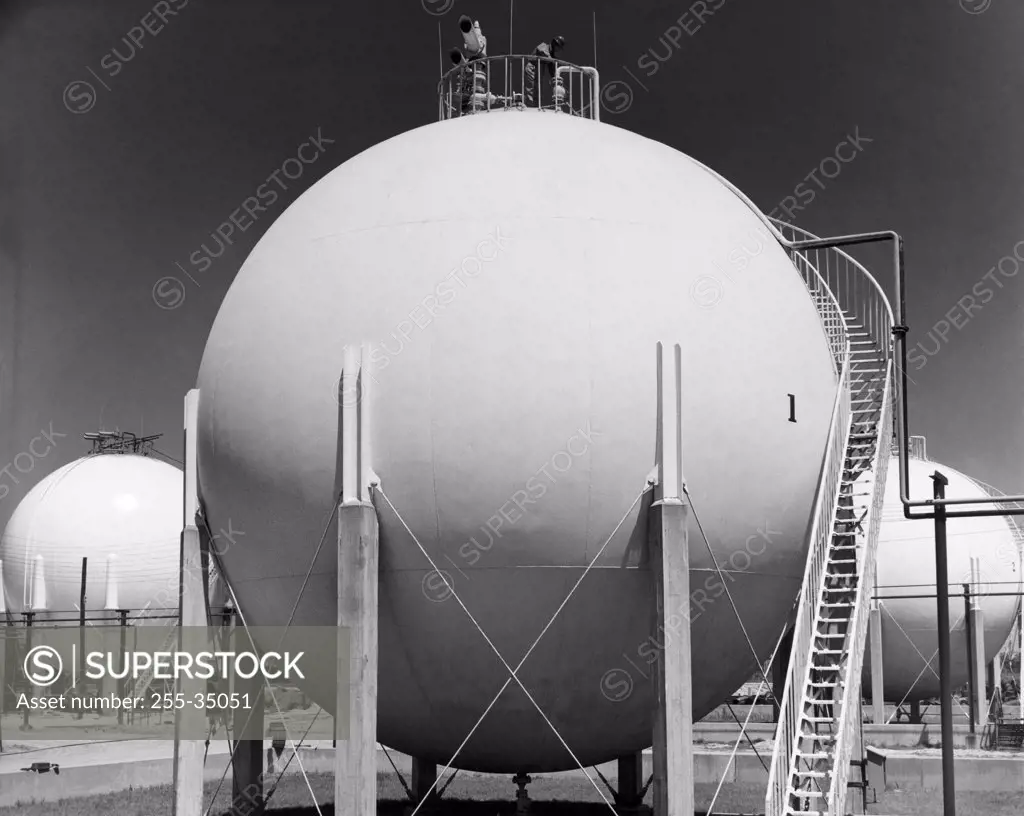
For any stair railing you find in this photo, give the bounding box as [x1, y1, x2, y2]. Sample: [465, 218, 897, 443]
[762, 223, 893, 815]
[765, 339, 852, 816]
[771, 220, 894, 369]
[828, 358, 893, 814]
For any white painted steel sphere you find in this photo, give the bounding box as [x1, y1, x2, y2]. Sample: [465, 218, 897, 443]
[866, 456, 1021, 702]
[197, 111, 841, 771]
[0, 454, 182, 617]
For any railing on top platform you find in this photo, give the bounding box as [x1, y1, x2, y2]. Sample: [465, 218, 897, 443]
[438, 54, 600, 121]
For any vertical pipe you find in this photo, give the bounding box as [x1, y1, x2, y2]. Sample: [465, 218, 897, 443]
[964, 582, 976, 737]
[22, 611, 33, 731]
[77, 557, 87, 717]
[118, 609, 127, 726]
[931, 471, 956, 816]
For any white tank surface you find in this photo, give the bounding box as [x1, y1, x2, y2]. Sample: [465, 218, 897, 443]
[865, 452, 1022, 702]
[197, 110, 843, 772]
[0, 453, 182, 617]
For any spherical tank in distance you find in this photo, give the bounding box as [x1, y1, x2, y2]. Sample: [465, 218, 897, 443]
[865, 455, 1021, 701]
[197, 111, 841, 771]
[0, 453, 182, 616]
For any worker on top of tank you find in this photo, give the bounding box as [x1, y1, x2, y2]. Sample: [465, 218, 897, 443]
[524, 35, 566, 109]
[450, 15, 489, 115]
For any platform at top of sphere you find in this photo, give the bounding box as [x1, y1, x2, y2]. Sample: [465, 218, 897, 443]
[438, 54, 601, 121]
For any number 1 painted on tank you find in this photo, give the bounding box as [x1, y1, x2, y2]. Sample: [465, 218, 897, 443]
[788, 394, 796, 423]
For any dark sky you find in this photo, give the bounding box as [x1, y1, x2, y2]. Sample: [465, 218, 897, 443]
[1, 0, 1022, 532]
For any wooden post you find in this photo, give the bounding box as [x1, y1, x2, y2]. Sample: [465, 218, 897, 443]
[869, 601, 886, 724]
[173, 389, 206, 816]
[335, 344, 378, 816]
[650, 342, 693, 816]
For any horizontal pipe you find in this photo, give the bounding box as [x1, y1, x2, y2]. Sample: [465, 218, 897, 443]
[905, 507, 1024, 519]
[875, 591, 1024, 600]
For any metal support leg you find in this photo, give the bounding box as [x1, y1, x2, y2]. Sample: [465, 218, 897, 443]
[410, 758, 439, 812]
[616, 751, 646, 810]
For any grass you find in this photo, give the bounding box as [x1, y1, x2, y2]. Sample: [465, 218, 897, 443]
[3, 771, 1023, 816]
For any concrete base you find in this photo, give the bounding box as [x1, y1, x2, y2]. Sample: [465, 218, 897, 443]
[868, 746, 1024, 791]
[694, 720, 981, 748]
[3, 742, 1023, 807]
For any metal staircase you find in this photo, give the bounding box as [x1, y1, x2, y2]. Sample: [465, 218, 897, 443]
[766, 223, 895, 816]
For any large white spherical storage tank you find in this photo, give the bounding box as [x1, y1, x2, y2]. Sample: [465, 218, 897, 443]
[197, 109, 843, 772]
[0, 453, 182, 617]
[865, 447, 1022, 702]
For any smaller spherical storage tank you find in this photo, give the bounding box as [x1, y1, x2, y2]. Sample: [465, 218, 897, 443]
[0, 453, 182, 617]
[864, 454, 1022, 702]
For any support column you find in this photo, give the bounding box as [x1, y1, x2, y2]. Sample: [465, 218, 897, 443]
[232, 607, 265, 816]
[0, 562, 6, 751]
[771, 626, 793, 723]
[102, 556, 122, 701]
[335, 345, 378, 816]
[173, 389, 206, 816]
[968, 558, 987, 734]
[931, 472, 955, 816]
[650, 342, 693, 816]
[848, 697, 867, 816]
[615, 751, 645, 809]
[411, 758, 438, 808]
[869, 601, 886, 724]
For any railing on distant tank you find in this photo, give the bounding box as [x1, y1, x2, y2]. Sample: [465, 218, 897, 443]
[828, 359, 892, 815]
[765, 348, 852, 816]
[438, 54, 600, 121]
